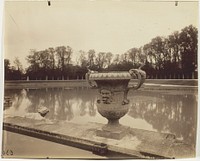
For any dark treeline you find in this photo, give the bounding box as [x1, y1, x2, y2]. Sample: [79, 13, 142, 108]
[5, 25, 198, 80]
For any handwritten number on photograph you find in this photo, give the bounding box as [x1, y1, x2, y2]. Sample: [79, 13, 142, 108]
[2, 149, 14, 156]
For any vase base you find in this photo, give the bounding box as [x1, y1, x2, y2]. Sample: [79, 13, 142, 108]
[96, 125, 129, 140]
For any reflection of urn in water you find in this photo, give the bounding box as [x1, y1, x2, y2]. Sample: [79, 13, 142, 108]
[86, 69, 146, 139]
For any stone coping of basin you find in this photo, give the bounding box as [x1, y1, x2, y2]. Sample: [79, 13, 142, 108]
[89, 72, 131, 80]
[3, 117, 195, 159]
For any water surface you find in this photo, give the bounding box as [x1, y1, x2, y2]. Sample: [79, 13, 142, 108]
[4, 87, 197, 147]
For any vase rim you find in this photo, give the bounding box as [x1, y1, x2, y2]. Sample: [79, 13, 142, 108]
[98, 71, 129, 73]
[89, 72, 131, 80]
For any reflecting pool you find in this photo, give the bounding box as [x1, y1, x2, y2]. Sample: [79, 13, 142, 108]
[4, 87, 197, 147]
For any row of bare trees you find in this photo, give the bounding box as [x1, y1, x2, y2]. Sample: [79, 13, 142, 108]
[142, 25, 197, 78]
[5, 25, 198, 80]
[25, 46, 74, 80]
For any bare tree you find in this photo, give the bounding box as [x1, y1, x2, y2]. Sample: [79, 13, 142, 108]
[87, 49, 96, 68]
[13, 57, 23, 72]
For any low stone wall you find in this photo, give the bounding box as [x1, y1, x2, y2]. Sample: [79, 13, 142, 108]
[2, 123, 143, 159]
[4, 79, 198, 89]
[3, 117, 195, 159]
[4, 80, 88, 89]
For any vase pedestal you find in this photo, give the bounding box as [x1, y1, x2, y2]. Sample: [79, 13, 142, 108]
[96, 123, 130, 140]
[96, 98, 130, 140]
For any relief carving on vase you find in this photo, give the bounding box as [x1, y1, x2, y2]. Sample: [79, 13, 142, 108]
[86, 68, 146, 139]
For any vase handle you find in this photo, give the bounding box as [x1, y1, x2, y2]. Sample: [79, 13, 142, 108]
[86, 70, 98, 88]
[128, 69, 146, 90]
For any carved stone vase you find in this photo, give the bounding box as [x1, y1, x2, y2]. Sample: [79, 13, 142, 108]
[86, 69, 146, 139]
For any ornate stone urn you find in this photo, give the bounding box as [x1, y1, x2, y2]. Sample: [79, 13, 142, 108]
[86, 68, 146, 139]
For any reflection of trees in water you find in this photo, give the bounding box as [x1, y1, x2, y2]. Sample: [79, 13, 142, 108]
[128, 91, 197, 146]
[73, 88, 97, 117]
[88, 97, 96, 116]
[7, 87, 97, 121]
[5, 88, 197, 146]
[79, 100, 87, 116]
[54, 89, 74, 121]
[4, 89, 25, 110]
[4, 89, 33, 118]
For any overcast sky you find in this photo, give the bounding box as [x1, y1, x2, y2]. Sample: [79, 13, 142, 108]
[3, 0, 198, 68]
